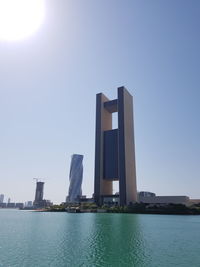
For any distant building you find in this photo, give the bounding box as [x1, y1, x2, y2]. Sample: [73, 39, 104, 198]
[79, 196, 94, 203]
[33, 181, 52, 208]
[0, 203, 6, 208]
[0, 194, 4, 203]
[67, 154, 83, 203]
[8, 198, 11, 204]
[45, 200, 53, 207]
[138, 191, 156, 198]
[139, 195, 190, 205]
[102, 195, 119, 205]
[34, 182, 44, 203]
[25, 201, 33, 207]
[15, 203, 24, 209]
[7, 203, 15, 208]
[33, 181, 44, 208]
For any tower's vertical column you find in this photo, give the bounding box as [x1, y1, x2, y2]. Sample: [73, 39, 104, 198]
[118, 87, 137, 205]
[94, 93, 113, 205]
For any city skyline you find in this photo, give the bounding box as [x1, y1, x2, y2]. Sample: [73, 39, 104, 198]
[0, 1, 199, 203]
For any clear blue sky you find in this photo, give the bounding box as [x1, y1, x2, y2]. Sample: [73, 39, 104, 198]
[0, 0, 199, 204]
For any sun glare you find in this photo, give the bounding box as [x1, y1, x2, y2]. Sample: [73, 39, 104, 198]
[0, 0, 45, 41]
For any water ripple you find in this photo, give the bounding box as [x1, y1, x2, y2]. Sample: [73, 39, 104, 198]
[1, 211, 200, 266]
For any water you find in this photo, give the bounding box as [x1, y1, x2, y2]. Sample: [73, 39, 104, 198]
[0, 209, 200, 267]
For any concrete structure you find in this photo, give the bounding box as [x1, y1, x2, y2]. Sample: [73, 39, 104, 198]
[139, 196, 190, 205]
[67, 154, 83, 203]
[0, 194, 4, 203]
[33, 181, 44, 207]
[94, 86, 137, 206]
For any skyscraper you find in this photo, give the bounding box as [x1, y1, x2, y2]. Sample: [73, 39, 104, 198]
[33, 181, 44, 207]
[94, 86, 137, 206]
[67, 154, 83, 202]
[0, 194, 4, 203]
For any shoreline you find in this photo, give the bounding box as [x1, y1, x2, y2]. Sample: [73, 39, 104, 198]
[36, 209, 200, 215]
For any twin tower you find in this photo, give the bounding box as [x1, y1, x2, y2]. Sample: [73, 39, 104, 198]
[94, 86, 137, 206]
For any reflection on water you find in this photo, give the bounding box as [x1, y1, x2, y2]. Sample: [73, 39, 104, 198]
[84, 214, 149, 267]
[0, 210, 200, 267]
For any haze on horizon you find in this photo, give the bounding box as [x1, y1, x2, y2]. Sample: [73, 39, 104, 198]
[0, 0, 199, 204]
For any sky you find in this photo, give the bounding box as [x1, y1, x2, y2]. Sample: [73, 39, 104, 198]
[0, 0, 199, 204]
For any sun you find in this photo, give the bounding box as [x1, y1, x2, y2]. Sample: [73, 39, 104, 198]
[0, 0, 45, 41]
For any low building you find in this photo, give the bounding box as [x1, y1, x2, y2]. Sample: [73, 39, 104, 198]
[45, 200, 53, 207]
[0, 203, 6, 208]
[34, 199, 53, 209]
[101, 195, 119, 205]
[15, 203, 24, 209]
[79, 197, 94, 203]
[139, 196, 190, 205]
[7, 203, 15, 208]
[138, 191, 156, 198]
[25, 201, 33, 207]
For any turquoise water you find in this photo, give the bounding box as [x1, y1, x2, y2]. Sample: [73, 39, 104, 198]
[0, 210, 200, 267]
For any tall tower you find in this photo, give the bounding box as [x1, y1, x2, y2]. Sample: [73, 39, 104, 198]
[34, 181, 44, 206]
[94, 86, 137, 206]
[67, 154, 83, 202]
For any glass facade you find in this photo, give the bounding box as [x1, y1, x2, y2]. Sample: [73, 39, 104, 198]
[68, 154, 83, 202]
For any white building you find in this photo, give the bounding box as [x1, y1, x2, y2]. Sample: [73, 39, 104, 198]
[139, 195, 190, 205]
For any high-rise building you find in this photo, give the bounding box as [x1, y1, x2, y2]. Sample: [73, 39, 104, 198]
[67, 154, 83, 202]
[0, 194, 4, 203]
[33, 181, 44, 207]
[94, 86, 137, 206]
[33, 181, 52, 208]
